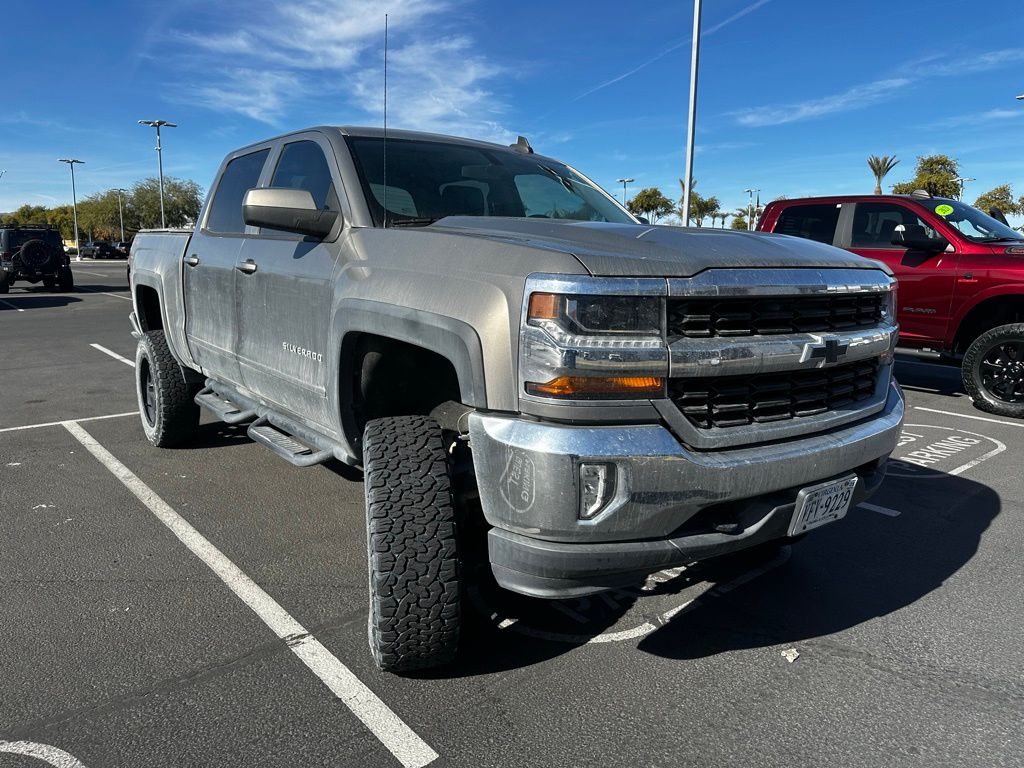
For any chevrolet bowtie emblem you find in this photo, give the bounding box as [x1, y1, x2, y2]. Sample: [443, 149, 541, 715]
[802, 337, 849, 365]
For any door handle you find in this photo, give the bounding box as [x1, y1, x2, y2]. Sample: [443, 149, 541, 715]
[184, 255, 200, 267]
[236, 259, 258, 274]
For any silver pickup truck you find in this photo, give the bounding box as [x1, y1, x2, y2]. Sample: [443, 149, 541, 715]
[129, 126, 905, 672]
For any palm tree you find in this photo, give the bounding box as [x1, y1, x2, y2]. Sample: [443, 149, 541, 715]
[867, 155, 900, 195]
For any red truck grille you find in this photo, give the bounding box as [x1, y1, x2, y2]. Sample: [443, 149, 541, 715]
[670, 360, 880, 429]
[667, 293, 885, 338]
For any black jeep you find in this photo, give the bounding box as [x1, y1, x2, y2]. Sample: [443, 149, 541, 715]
[0, 225, 74, 293]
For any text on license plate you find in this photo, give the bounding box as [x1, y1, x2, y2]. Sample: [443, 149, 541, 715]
[788, 476, 858, 536]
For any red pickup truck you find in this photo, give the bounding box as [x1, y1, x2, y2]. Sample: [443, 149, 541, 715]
[758, 193, 1024, 418]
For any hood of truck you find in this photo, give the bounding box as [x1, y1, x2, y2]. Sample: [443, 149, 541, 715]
[432, 217, 884, 277]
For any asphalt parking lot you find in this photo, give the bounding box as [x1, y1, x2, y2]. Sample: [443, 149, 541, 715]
[1, 262, 1022, 768]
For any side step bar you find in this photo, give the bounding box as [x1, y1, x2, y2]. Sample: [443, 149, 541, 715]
[194, 387, 257, 424]
[247, 417, 333, 467]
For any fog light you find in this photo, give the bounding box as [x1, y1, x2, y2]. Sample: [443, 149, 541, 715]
[579, 463, 615, 520]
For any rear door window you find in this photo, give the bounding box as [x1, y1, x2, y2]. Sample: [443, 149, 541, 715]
[205, 149, 270, 234]
[773, 204, 841, 244]
[851, 203, 937, 248]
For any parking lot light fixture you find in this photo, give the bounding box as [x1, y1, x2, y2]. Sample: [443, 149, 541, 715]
[138, 119, 177, 228]
[743, 187, 759, 231]
[1017, 94, 1024, 100]
[954, 176, 975, 201]
[58, 158, 84, 260]
[115, 188, 128, 242]
[617, 177, 635, 205]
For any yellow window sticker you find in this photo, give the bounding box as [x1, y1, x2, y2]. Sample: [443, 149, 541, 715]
[935, 204, 954, 216]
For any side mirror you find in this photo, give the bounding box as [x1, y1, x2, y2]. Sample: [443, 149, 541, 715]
[243, 188, 338, 239]
[891, 224, 948, 252]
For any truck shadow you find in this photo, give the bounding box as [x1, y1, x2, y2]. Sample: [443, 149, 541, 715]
[636, 473, 998, 661]
[435, 471, 997, 676]
[0, 295, 82, 310]
[893, 357, 966, 398]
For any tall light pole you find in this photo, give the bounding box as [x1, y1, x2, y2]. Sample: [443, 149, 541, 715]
[681, 0, 702, 227]
[58, 159, 84, 260]
[744, 187, 759, 231]
[616, 177, 635, 205]
[954, 177, 975, 201]
[138, 119, 176, 228]
[115, 188, 128, 242]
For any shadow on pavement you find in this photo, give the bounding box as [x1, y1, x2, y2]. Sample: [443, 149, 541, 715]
[637, 473, 998, 660]
[0, 295, 82, 309]
[894, 357, 966, 398]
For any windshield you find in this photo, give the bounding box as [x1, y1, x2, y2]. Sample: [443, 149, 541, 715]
[923, 199, 1023, 242]
[345, 136, 635, 227]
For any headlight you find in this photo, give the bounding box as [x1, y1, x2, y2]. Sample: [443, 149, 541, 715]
[520, 276, 669, 402]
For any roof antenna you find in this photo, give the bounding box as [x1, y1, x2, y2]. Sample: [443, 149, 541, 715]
[382, 13, 389, 228]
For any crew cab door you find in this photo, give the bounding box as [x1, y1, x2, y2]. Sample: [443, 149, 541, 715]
[184, 146, 271, 384]
[235, 135, 345, 431]
[844, 201, 956, 346]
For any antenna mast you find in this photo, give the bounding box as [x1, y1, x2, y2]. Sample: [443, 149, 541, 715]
[382, 13, 388, 228]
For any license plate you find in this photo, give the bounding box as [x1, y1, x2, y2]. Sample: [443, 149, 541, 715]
[788, 476, 858, 536]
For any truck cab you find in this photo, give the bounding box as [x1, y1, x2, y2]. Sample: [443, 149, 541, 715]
[759, 194, 1024, 417]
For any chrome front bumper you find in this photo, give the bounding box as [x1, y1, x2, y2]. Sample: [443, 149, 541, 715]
[468, 381, 904, 597]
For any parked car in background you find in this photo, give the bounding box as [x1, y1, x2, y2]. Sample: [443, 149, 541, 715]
[80, 240, 119, 259]
[0, 224, 74, 292]
[114, 240, 132, 257]
[129, 125, 904, 672]
[758, 193, 1024, 418]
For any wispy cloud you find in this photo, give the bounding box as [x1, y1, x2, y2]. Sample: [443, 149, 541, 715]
[935, 108, 1024, 128]
[573, 0, 772, 101]
[166, 0, 509, 137]
[913, 48, 1024, 76]
[732, 78, 910, 127]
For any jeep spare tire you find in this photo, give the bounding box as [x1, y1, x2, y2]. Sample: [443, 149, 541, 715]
[19, 239, 56, 272]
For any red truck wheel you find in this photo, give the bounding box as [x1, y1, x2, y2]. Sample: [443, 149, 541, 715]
[962, 323, 1024, 419]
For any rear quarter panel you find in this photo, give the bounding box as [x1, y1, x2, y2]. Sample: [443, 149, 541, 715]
[130, 230, 196, 368]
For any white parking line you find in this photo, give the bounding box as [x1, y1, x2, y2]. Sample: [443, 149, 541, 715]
[0, 740, 88, 767]
[90, 343, 135, 368]
[61, 420, 438, 768]
[77, 286, 132, 301]
[858, 502, 901, 517]
[0, 299, 25, 312]
[913, 406, 1024, 429]
[0, 411, 138, 434]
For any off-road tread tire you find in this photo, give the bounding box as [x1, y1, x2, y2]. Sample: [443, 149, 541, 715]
[57, 266, 74, 292]
[363, 415, 460, 672]
[136, 329, 200, 447]
[962, 323, 1024, 419]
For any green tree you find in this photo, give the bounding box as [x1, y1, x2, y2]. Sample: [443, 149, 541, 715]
[78, 190, 125, 240]
[126, 177, 203, 229]
[627, 187, 675, 223]
[973, 185, 1022, 216]
[730, 212, 749, 230]
[45, 205, 77, 241]
[691, 195, 721, 227]
[1, 204, 49, 226]
[867, 155, 900, 195]
[891, 155, 960, 198]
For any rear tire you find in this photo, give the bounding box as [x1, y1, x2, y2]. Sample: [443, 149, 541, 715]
[136, 329, 201, 447]
[363, 415, 461, 672]
[962, 323, 1024, 419]
[57, 267, 74, 292]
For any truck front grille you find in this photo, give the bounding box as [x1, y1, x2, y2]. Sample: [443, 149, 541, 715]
[667, 293, 885, 339]
[670, 359, 880, 429]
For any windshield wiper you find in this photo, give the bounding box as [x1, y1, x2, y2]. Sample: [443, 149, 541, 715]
[974, 236, 1024, 243]
[386, 217, 440, 228]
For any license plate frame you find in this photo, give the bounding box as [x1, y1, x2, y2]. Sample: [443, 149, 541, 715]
[788, 475, 858, 536]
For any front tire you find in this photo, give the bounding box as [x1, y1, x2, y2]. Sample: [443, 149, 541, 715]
[363, 415, 461, 672]
[136, 329, 201, 447]
[962, 323, 1024, 418]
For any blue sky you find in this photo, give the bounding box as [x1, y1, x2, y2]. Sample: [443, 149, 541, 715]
[2, 0, 1023, 221]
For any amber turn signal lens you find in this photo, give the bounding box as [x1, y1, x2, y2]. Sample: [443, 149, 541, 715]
[528, 292, 562, 321]
[526, 375, 664, 399]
